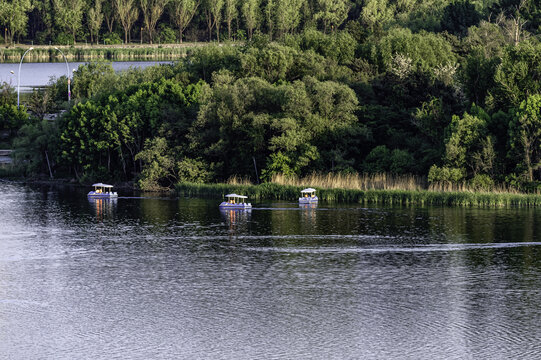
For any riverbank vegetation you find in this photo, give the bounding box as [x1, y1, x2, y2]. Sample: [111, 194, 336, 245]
[0, 45, 197, 62]
[1, 0, 541, 204]
[176, 178, 541, 207]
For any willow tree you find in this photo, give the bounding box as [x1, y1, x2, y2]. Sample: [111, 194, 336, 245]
[88, 0, 104, 44]
[116, 0, 138, 43]
[140, 0, 169, 44]
[53, 0, 84, 44]
[169, 0, 199, 43]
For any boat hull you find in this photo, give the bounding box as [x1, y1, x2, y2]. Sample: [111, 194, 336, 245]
[219, 202, 252, 209]
[88, 191, 118, 198]
[299, 196, 318, 204]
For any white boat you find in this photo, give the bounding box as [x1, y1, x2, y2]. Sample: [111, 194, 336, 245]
[87, 183, 118, 198]
[219, 193, 252, 209]
[299, 188, 318, 204]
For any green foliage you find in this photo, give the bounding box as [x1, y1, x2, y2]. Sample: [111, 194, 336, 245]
[508, 94, 541, 182]
[363, 145, 415, 174]
[0, 104, 30, 136]
[103, 32, 123, 44]
[441, 0, 481, 37]
[135, 137, 176, 190]
[177, 157, 212, 183]
[468, 173, 494, 191]
[190, 74, 360, 181]
[289, 29, 357, 65]
[488, 41, 541, 111]
[367, 28, 457, 73]
[58, 77, 203, 180]
[12, 119, 58, 176]
[72, 61, 116, 100]
[0, 82, 16, 106]
[157, 23, 177, 43]
[428, 165, 466, 183]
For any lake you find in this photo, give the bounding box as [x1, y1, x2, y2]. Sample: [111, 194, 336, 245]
[1, 182, 541, 359]
[0, 61, 171, 92]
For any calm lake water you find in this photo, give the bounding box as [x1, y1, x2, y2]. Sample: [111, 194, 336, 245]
[0, 61, 171, 92]
[1, 182, 541, 359]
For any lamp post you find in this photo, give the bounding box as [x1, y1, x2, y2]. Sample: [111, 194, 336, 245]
[17, 47, 33, 109]
[54, 47, 71, 102]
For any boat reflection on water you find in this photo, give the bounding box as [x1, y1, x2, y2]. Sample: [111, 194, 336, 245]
[299, 202, 317, 232]
[88, 197, 117, 221]
[220, 208, 252, 233]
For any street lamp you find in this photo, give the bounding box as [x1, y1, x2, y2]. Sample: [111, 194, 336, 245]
[17, 47, 33, 108]
[54, 47, 71, 102]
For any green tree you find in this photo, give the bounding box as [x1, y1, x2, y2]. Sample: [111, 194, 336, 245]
[508, 94, 541, 181]
[72, 61, 116, 100]
[314, 0, 349, 33]
[12, 119, 58, 177]
[224, 0, 237, 40]
[265, 0, 275, 39]
[169, 0, 200, 42]
[488, 41, 541, 111]
[53, 0, 84, 44]
[242, 0, 259, 40]
[203, 0, 224, 41]
[140, 0, 169, 44]
[88, 0, 104, 44]
[275, 0, 305, 37]
[116, 0, 138, 43]
[361, 0, 392, 33]
[0, 104, 29, 137]
[0, 0, 33, 44]
[135, 137, 176, 190]
[441, 0, 480, 37]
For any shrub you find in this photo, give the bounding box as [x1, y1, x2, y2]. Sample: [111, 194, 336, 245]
[428, 164, 465, 183]
[469, 174, 494, 191]
[103, 32, 123, 45]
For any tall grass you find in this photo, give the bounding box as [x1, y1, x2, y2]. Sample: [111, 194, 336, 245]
[0, 46, 194, 62]
[176, 173, 541, 207]
[270, 173, 426, 191]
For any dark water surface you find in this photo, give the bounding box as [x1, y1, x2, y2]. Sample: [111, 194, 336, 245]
[1, 182, 541, 359]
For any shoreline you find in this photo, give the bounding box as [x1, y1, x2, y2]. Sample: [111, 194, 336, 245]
[0, 42, 222, 62]
[2, 177, 540, 207]
[175, 182, 541, 207]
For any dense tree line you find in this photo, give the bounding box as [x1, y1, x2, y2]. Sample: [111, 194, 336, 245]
[1, 0, 541, 191]
[0, 0, 540, 45]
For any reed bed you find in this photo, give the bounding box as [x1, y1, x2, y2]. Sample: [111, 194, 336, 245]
[0, 46, 192, 62]
[270, 173, 426, 191]
[176, 172, 541, 207]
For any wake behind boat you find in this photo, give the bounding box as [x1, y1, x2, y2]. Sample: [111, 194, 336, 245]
[88, 183, 118, 198]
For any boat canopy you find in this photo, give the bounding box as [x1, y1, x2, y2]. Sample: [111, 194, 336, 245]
[92, 183, 114, 188]
[300, 188, 316, 193]
[225, 193, 248, 199]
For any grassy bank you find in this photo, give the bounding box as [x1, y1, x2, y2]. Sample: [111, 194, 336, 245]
[0, 44, 207, 62]
[176, 181, 541, 207]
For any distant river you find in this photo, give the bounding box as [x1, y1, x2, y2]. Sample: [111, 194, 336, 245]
[1, 182, 541, 359]
[0, 61, 171, 92]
